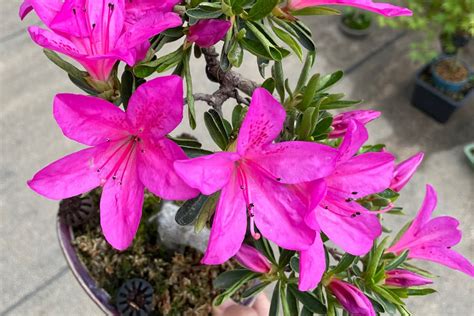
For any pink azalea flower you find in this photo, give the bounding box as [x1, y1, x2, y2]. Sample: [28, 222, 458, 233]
[328, 279, 376, 316]
[329, 110, 380, 138]
[387, 185, 474, 277]
[286, 0, 412, 17]
[187, 19, 232, 48]
[390, 152, 424, 192]
[384, 269, 432, 287]
[21, 0, 182, 81]
[28, 76, 199, 250]
[298, 120, 395, 291]
[174, 88, 339, 264]
[234, 244, 272, 273]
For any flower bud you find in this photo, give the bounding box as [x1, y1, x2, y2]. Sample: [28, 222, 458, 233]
[234, 244, 271, 273]
[328, 279, 375, 316]
[385, 269, 433, 287]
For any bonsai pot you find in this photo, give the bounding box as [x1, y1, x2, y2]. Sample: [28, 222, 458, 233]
[430, 57, 470, 93]
[338, 14, 373, 38]
[464, 143, 474, 168]
[411, 60, 473, 123]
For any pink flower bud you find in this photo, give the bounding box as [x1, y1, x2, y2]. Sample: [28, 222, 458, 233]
[234, 244, 271, 273]
[328, 279, 376, 316]
[187, 19, 231, 48]
[390, 152, 424, 192]
[384, 269, 433, 287]
[329, 110, 381, 138]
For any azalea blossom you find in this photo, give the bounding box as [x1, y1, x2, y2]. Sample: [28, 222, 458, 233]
[286, 0, 412, 17]
[387, 185, 474, 277]
[20, 0, 182, 81]
[298, 119, 395, 291]
[234, 244, 272, 273]
[390, 152, 424, 192]
[187, 19, 232, 48]
[174, 88, 339, 264]
[28, 76, 198, 250]
[328, 278, 376, 316]
[384, 269, 432, 287]
[329, 110, 380, 138]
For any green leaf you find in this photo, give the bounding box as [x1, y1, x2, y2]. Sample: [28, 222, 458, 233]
[169, 136, 202, 149]
[288, 284, 327, 314]
[186, 4, 223, 20]
[194, 192, 219, 233]
[285, 21, 316, 51]
[213, 269, 254, 290]
[316, 71, 343, 92]
[377, 189, 400, 202]
[279, 249, 296, 268]
[300, 307, 313, 316]
[291, 6, 340, 16]
[232, 104, 245, 129]
[400, 263, 438, 279]
[295, 52, 316, 94]
[183, 49, 196, 129]
[297, 106, 319, 140]
[43, 49, 88, 80]
[68, 74, 97, 96]
[213, 270, 257, 306]
[254, 237, 277, 265]
[175, 194, 209, 226]
[385, 250, 409, 270]
[120, 70, 134, 108]
[312, 115, 333, 136]
[204, 110, 229, 150]
[371, 285, 405, 306]
[406, 288, 436, 296]
[299, 74, 320, 110]
[366, 237, 388, 281]
[133, 47, 184, 77]
[247, 0, 279, 20]
[245, 21, 284, 61]
[286, 285, 299, 316]
[272, 26, 303, 61]
[272, 61, 285, 102]
[181, 146, 213, 158]
[319, 99, 360, 110]
[331, 253, 356, 274]
[269, 283, 280, 316]
[261, 78, 275, 93]
[290, 256, 300, 273]
[228, 40, 244, 67]
[242, 281, 270, 299]
[280, 282, 291, 316]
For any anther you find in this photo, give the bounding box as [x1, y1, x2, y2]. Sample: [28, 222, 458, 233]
[240, 185, 244, 190]
[352, 191, 358, 195]
[72, 8, 76, 15]
[345, 198, 353, 202]
[351, 213, 357, 218]
[276, 177, 281, 182]
[355, 211, 361, 216]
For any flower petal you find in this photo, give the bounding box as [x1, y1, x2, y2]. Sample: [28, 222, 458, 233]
[54, 93, 130, 146]
[329, 110, 381, 138]
[19, 0, 33, 20]
[28, 146, 104, 200]
[299, 234, 325, 291]
[202, 172, 247, 264]
[329, 279, 376, 316]
[253, 141, 338, 184]
[237, 88, 286, 155]
[409, 246, 474, 277]
[125, 0, 180, 25]
[126, 75, 184, 139]
[187, 19, 231, 48]
[327, 152, 395, 200]
[390, 152, 424, 192]
[247, 165, 316, 251]
[336, 119, 368, 163]
[100, 160, 145, 250]
[316, 199, 381, 255]
[20, 0, 63, 25]
[234, 244, 271, 273]
[137, 138, 199, 200]
[28, 26, 83, 57]
[174, 152, 239, 195]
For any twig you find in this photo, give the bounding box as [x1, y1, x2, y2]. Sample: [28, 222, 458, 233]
[328, 248, 343, 261]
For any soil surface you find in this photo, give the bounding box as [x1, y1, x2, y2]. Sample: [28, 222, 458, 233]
[434, 59, 469, 82]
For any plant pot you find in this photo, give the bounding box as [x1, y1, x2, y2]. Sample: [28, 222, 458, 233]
[338, 16, 373, 38]
[464, 143, 474, 168]
[57, 201, 255, 315]
[411, 62, 474, 123]
[431, 57, 470, 93]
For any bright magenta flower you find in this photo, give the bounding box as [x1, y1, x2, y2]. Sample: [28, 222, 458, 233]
[390, 152, 424, 192]
[20, 0, 182, 81]
[328, 279, 376, 316]
[384, 269, 432, 287]
[286, 0, 412, 17]
[28, 76, 199, 250]
[234, 244, 272, 273]
[329, 110, 380, 138]
[387, 185, 474, 277]
[187, 19, 232, 48]
[298, 120, 395, 290]
[174, 88, 338, 264]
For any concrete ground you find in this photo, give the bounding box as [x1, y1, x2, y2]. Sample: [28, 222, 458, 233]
[1, 1, 473, 315]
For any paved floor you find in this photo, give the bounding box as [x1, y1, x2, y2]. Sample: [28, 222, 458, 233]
[1, 1, 473, 315]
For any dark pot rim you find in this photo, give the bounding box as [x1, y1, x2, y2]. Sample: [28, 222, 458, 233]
[430, 56, 471, 85]
[338, 17, 372, 38]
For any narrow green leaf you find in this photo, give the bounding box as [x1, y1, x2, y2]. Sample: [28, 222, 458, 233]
[228, 40, 244, 67]
[242, 281, 270, 298]
[295, 52, 315, 94]
[208, 109, 230, 139]
[269, 283, 280, 316]
[194, 192, 219, 233]
[43, 49, 88, 79]
[316, 71, 344, 92]
[406, 288, 436, 296]
[299, 74, 320, 110]
[213, 269, 254, 290]
[286, 285, 299, 316]
[279, 249, 296, 268]
[272, 61, 285, 102]
[247, 0, 279, 20]
[300, 307, 313, 316]
[213, 270, 257, 306]
[183, 49, 196, 129]
[261, 78, 275, 93]
[272, 26, 303, 61]
[367, 237, 389, 281]
[68, 74, 97, 95]
[385, 250, 409, 270]
[297, 106, 319, 140]
[175, 194, 209, 226]
[290, 256, 300, 273]
[288, 284, 327, 314]
[254, 237, 277, 265]
[319, 100, 360, 110]
[204, 111, 229, 150]
[232, 104, 245, 129]
[331, 253, 356, 274]
[371, 285, 405, 306]
[280, 282, 291, 316]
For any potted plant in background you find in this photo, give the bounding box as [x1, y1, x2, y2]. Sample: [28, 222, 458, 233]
[21, 0, 474, 315]
[378, 0, 474, 123]
[339, 8, 374, 38]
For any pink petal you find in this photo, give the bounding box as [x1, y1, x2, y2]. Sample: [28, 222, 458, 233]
[237, 88, 286, 156]
[74, 55, 119, 81]
[329, 279, 376, 316]
[408, 246, 474, 277]
[288, 0, 412, 17]
[299, 234, 325, 291]
[253, 141, 338, 184]
[327, 152, 395, 200]
[137, 138, 199, 200]
[87, 0, 125, 51]
[246, 165, 316, 251]
[234, 244, 271, 273]
[54, 93, 130, 146]
[390, 152, 424, 192]
[28, 26, 83, 57]
[20, 0, 63, 25]
[126, 75, 184, 139]
[174, 152, 240, 195]
[100, 159, 145, 250]
[336, 119, 368, 163]
[28, 146, 104, 200]
[408, 184, 438, 234]
[187, 19, 231, 48]
[19, 0, 33, 20]
[202, 172, 247, 264]
[125, 0, 180, 26]
[316, 199, 381, 255]
[329, 110, 381, 138]
[384, 269, 433, 287]
[295, 179, 327, 230]
[412, 216, 462, 248]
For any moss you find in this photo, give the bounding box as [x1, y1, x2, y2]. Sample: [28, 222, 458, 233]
[71, 191, 242, 315]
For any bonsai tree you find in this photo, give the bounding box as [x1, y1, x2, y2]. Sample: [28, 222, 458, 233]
[20, 0, 473, 314]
